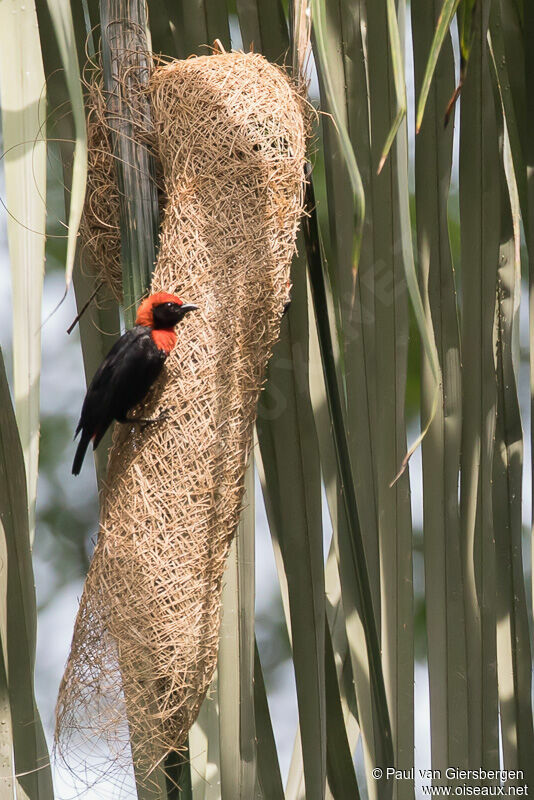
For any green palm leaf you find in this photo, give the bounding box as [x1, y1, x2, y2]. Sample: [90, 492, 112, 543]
[0, 0, 47, 544]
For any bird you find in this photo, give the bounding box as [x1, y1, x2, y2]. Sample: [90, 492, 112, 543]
[72, 291, 198, 475]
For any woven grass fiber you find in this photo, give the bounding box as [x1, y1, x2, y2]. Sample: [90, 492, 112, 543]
[78, 63, 122, 300]
[55, 51, 307, 788]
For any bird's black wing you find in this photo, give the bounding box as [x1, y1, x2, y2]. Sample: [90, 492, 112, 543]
[87, 326, 148, 393]
[75, 326, 158, 437]
[73, 326, 167, 474]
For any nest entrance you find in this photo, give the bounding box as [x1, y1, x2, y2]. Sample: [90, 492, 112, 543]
[56, 51, 307, 792]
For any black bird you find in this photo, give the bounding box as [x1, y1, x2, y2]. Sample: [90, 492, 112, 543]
[72, 291, 197, 475]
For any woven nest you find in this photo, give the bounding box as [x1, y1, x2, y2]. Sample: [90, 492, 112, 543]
[56, 51, 307, 790]
[78, 70, 122, 299]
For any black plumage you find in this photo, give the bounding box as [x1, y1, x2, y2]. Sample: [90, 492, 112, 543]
[71, 295, 198, 475]
[72, 327, 166, 475]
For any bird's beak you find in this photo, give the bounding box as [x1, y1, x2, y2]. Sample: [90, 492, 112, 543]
[181, 304, 198, 314]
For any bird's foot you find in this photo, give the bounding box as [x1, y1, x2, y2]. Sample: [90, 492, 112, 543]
[123, 409, 169, 428]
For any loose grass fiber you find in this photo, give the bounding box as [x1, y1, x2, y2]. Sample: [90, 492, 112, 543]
[55, 51, 307, 791]
[78, 63, 122, 301]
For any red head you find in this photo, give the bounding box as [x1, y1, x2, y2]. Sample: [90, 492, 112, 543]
[135, 292, 198, 328]
[135, 292, 198, 354]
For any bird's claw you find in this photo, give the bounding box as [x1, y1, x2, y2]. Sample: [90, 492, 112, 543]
[123, 409, 170, 429]
[139, 409, 170, 429]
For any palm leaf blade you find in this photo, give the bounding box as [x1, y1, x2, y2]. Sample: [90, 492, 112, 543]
[0, 350, 53, 799]
[458, 0, 499, 767]
[0, 0, 47, 544]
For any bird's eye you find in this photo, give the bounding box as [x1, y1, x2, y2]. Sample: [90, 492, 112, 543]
[166, 302, 173, 307]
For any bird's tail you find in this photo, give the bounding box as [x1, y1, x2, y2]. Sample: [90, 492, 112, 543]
[72, 431, 91, 475]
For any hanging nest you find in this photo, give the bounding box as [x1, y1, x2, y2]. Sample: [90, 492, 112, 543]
[56, 51, 308, 790]
[77, 56, 163, 303]
[78, 68, 122, 300]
